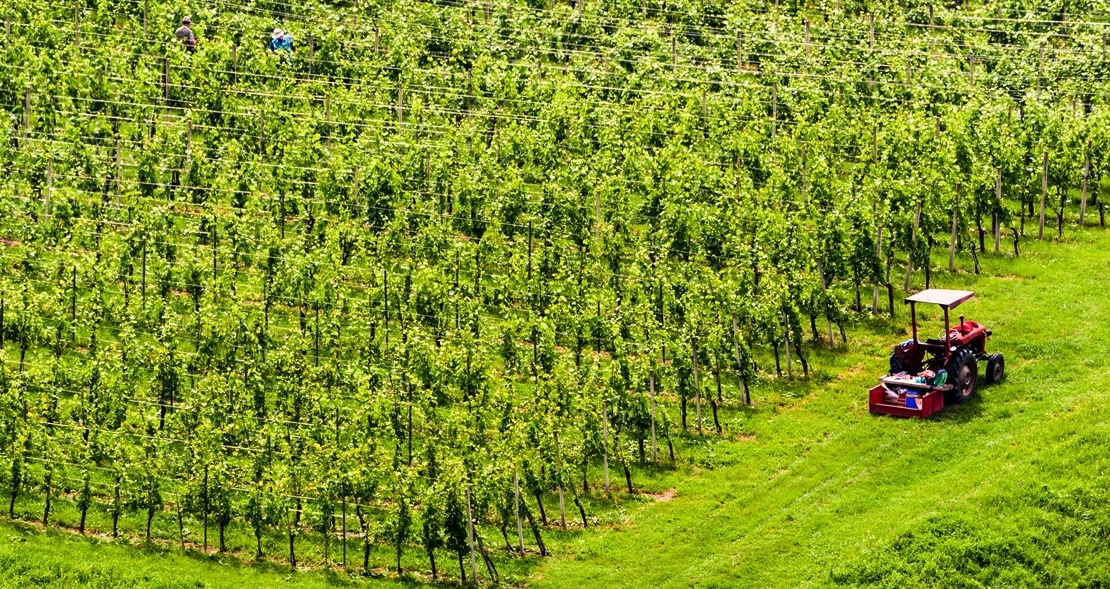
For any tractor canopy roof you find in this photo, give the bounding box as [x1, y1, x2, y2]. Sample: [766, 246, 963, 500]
[904, 289, 975, 310]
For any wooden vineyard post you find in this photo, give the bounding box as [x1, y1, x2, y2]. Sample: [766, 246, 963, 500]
[141, 241, 147, 310]
[805, 20, 810, 58]
[383, 268, 389, 345]
[872, 125, 878, 163]
[692, 336, 703, 432]
[352, 166, 360, 211]
[397, 83, 403, 127]
[212, 218, 218, 286]
[203, 464, 209, 552]
[23, 88, 30, 147]
[1037, 44, 1044, 99]
[45, 159, 53, 222]
[114, 137, 121, 212]
[701, 88, 707, 153]
[425, 151, 432, 192]
[736, 30, 742, 71]
[466, 490, 478, 582]
[71, 266, 77, 326]
[74, 6, 80, 46]
[782, 310, 792, 378]
[816, 258, 833, 343]
[341, 493, 347, 569]
[731, 314, 750, 404]
[1080, 145, 1090, 226]
[594, 189, 601, 246]
[873, 226, 882, 314]
[800, 143, 807, 204]
[163, 57, 170, 102]
[231, 45, 238, 85]
[1058, 175, 1067, 240]
[660, 282, 667, 363]
[1039, 152, 1048, 239]
[514, 468, 525, 555]
[671, 34, 676, 73]
[325, 95, 331, 152]
[771, 79, 778, 136]
[904, 201, 921, 291]
[554, 432, 566, 528]
[948, 185, 959, 272]
[868, 14, 874, 50]
[1102, 188, 1107, 228]
[601, 400, 610, 493]
[259, 113, 266, 155]
[308, 35, 314, 78]
[994, 169, 1002, 252]
[649, 367, 658, 461]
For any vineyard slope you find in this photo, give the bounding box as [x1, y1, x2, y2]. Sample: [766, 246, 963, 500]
[4, 231, 1109, 587]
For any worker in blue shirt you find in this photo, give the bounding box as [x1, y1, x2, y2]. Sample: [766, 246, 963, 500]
[269, 29, 294, 62]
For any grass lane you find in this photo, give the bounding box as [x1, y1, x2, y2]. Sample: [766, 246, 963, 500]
[533, 229, 1110, 589]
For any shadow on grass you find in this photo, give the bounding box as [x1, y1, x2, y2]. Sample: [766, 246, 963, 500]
[932, 391, 988, 424]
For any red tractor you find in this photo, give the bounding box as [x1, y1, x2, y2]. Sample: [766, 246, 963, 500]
[869, 289, 1004, 418]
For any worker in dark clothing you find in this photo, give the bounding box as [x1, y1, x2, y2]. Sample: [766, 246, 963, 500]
[175, 16, 197, 53]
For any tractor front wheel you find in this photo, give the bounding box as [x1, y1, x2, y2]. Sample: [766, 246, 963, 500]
[986, 353, 1005, 384]
[946, 348, 978, 403]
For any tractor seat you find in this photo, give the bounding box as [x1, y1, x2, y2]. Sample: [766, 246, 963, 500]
[920, 337, 947, 353]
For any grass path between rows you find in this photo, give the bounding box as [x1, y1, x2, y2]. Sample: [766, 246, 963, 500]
[2, 229, 1109, 588]
[531, 228, 1110, 589]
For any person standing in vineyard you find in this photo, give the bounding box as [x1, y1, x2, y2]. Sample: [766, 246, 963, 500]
[175, 16, 197, 53]
[269, 29, 295, 63]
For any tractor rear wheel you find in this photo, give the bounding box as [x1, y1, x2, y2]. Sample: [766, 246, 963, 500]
[986, 353, 1005, 384]
[946, 348, 978, 403]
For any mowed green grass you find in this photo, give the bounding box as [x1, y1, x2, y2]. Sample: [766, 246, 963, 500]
[4, 227, 1110, 588]
[531, 228, 1110, 589]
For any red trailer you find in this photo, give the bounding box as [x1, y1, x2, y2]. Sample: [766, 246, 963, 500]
[868, 378, 950, 418]
[869, 289, 1003, 418]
